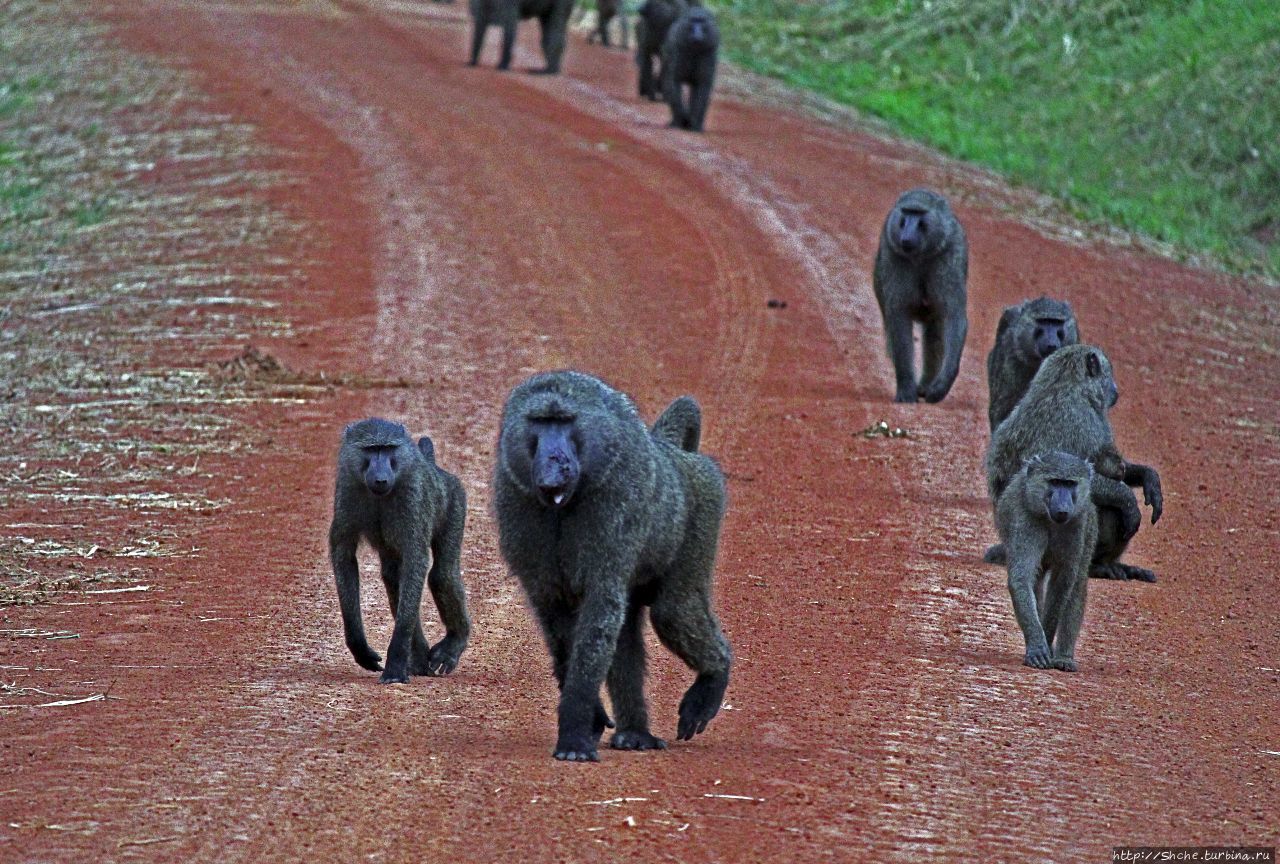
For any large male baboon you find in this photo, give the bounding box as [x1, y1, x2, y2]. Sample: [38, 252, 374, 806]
[987, 296, 1080, 431]
[996, 451, 1096, 672]
[985, 345, 1163, 582]
[470, 0, 576, 74]
[492, 371, 732, 762]
[635, 0, 686, 100]
[329, 418, 471, 684]
[660, 4, 719, 132]
[872, 188, 969, 403]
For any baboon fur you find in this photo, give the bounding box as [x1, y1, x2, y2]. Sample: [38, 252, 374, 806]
[587, 0, 629, 48]
[985, 345, 1163, 582]
[492, 371, 731, 762]
[470, 0, 576, 74]
[872, 188, 970, 403]
[329, 418, 471, 684]
[661, 4, 719, 132]
[996, 451, 1096, 672]
[635, 0, 686, 100]
[987, 296, 1080, 431]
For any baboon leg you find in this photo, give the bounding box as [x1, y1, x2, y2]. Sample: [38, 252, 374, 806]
[649, 586, 731, 741]
[1090, 475, 1142, 543]
[331, 532, 382, 671]
[638, 53, 654, 98]
[663, 74, 688, 128]
[556, 586, 627, 760]
[1007, 549, 1052, 669]
[688, 66, 715, 132]
[1091, 510, 1156, 582]
[608, 602, 666, 751]
[424, 489, 471, 675]
[531, 597, 614, 748]
[381, 551, 429, 684]
[380, 551, 432, 674]
[469, 15, 488, 66]
[1039, 569, 1071, 656]
[539, 7, 571, 73]
[919, 317, 946, 397]
[498, 6, 519, 70]
[920, 312, 967, 403]
[883, 309, 918, 402]
[1049, 574, 1087, 672]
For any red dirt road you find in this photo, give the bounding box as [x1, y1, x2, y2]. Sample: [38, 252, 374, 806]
[6, 1, 1278, 860]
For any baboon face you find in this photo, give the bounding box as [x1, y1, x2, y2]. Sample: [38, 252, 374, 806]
[341, 418, 416, 498]
[527, 416, 581, 509]
[1027, 317, 1071, 360]
[361, 445, 402, 497]
[1026, 452, 1092, 525]
[887, 199, 948, 259]
[685, 10, 714, 47]
[1044, 477, 1082, 524]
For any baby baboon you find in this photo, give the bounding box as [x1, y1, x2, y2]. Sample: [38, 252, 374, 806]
[492, 371, 732, 762]
[587, 0, 629, 49]
[470, 0, 576, 74]
[329, 418, 471, 684]
[635, 0, 686, 100]
[987, 296, 1080, 431]
[996, 451, 1096, 672]
[985, 345, 1163, 581]
[872, 188, 969, 403]
[661, 4, 719, 132]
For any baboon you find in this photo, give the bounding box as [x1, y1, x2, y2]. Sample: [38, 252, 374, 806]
[635, 0, 685, 100]
[661, 4, 719, 132]
[872, 188, 969, 403]
[985, 345, 1163, 582]
[329, 418, 471, 684]
[987, 296, 1080, 431]
[492, 371, 732, 762]
[470, 0, 576, 74]
[996, 451, 1096, 672]
[587, 0, 629, 49]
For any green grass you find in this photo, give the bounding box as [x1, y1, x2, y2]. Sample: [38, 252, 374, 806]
[718, 0, 1280, 278]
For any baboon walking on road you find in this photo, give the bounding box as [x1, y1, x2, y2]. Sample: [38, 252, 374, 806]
[661, 4, 719, 132]
[493, 371, 731, 762]
[470, 0, 576, 74]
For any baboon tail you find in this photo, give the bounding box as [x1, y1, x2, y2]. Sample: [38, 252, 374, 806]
[417, 436, 436, 463]
[651, 396, 701, 452]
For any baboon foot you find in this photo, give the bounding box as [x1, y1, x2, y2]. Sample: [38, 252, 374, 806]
[1090, 562, 1156, 582]
[1022, 646, 1054, 669]
[676, 674, 726, 741]
[983, 543, 1007, 565]
[918, 379, 950, 403]
[610, 729, 668, 751]
[593, 700, 616, 738]
[893, 386, 919, 403]
[1051, 655, 1079, 672]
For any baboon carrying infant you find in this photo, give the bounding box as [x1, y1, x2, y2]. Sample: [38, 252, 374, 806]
[492, 371, 731, 762]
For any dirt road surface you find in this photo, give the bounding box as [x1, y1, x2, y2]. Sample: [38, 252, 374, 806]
[5, 1, 1278, 860]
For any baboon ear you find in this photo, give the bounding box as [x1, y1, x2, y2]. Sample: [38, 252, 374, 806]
[1085, 352, 1102, 378]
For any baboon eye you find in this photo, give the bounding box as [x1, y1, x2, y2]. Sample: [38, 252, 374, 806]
[389, 459, 397, 471]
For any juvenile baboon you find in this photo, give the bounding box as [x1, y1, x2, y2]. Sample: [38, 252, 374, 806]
[329, 418, 471, 684]
[635, 0, 686, 100]
[587, 0, 629, 49]
[996, 451, 1096, 672]
[985, 345, 1163, 582]
[987, 296, 1080, 431]
[872, 188, 969, 403]
[492, 371, 732, 762]
[470, 0, 576, 74]
[661, 4, 719, 132]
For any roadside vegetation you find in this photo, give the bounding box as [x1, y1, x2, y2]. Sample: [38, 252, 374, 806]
[718, 0, 1280, 278]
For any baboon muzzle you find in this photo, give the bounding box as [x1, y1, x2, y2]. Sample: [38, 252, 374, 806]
[533, 432, 579, 509]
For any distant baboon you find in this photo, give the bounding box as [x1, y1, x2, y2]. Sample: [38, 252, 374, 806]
[470, 0, 576, 74]
[492, 371, 732, 762]
[587, 0, 629, 49]
[661, 4, 719, 132]
[996, 451, 1097, 672]
[872, 188, 969, 403]
[987, 296, 1080, 431]
[985, 345, 1163, 582]
[635, 0, 686, 100]
[329, 418, 471, 684]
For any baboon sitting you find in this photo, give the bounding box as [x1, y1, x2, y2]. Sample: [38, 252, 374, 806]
[987, 296, 1080, 431]
[492, 371, 732, 762]
[996, 451, 1096, 672]
[329, 418, 471, 684]
[587, 0, 629, 49]
[470, 0, 577, 74]
[661, 4, 719, 132]
[635, 0, 686, 100]
[872, 188, 969, 403]
[985, 345, 1163, 582]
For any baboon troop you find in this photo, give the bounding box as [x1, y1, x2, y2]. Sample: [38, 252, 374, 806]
[492, 371, 732, 761]
[872, 188, 969, 403]
[996, 451, 1096, 671]
[329, 419, 471, 684]
[469, 0, 576, 74]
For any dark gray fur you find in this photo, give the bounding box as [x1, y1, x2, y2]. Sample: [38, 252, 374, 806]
[872, 188, 969, 403]
[492, 371, 731, 762]
[660, 4, 718, 132]
[635, 0, 686, 100]
[587, 0, 629, 49]
[329, 418, 471, 684]
[984, 345, 1163, 582]
[470, 0, 577, 74]
[996, 451, 1096, 672]
[987, 296, 1080, 431]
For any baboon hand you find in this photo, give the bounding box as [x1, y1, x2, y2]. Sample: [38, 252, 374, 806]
[348, 641, 383, 672]
[426, 637, 466, 676]
[676, 681, 722, 741]
[378, 666, 409, 685]
[610, 730, 667, 751]
[1022, 645, 1054, 669]
[1143, 477, 1163, 524]
[594, 700, 616, 738]
[553, 732, 600, 763]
